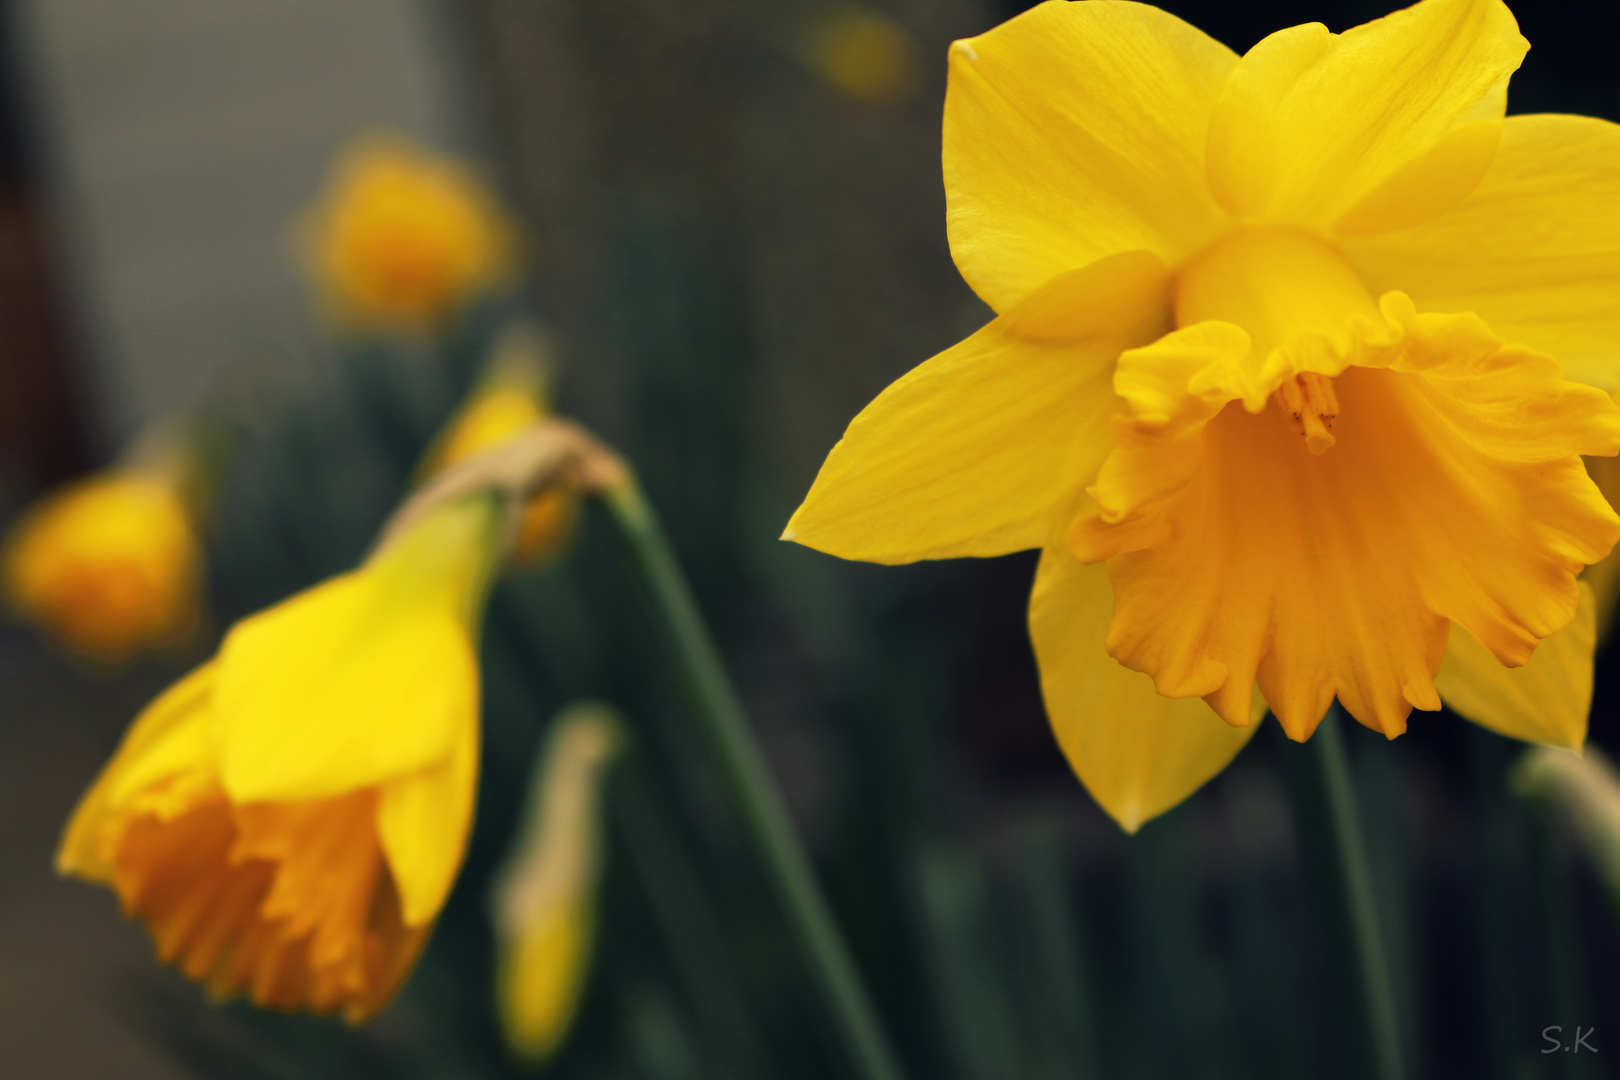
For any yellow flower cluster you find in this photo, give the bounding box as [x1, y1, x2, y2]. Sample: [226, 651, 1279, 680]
[47, 0, 1620, 1041]
[46, 139, 583, 1025]
[787, 0, 1620, 828]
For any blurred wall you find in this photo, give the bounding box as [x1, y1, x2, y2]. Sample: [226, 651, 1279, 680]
[0, 6, 82, 503]
[15, 0, 479, 451]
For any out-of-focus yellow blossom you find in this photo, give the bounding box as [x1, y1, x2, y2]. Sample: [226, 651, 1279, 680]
[57, 494, 502, 1020]
[1514, 745, 1620, 905]
[785, 0, 1620, 829]
[425, 326, 574, 564]
[303, 135, 514, 329]
[797, 3, 920, 106]
[4, 464, 200, 661]
[492, 703, 623, 1063]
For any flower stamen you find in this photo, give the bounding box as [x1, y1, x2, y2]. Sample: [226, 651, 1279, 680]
[1274, 372, 1339, 455]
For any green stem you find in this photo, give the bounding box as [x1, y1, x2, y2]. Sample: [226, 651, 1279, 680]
[1308, 711, 1405, 1080]
[596, 478, 907, 1080]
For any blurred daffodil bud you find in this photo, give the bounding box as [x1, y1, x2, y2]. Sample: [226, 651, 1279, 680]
[493, 703, 624, 1063]
[797, 3, 920, 106]
[57, 493, 504, 1019]
[4, 436, 201, 662]
[302, 135, 515, 330]
[1514, 745, 1620, 907]
[425, 324, 574, 565]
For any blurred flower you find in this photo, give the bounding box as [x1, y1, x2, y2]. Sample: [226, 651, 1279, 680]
[425, 323, 575, 564]
[1514, 745, 1620, 906]
[302, 135, 514, 330]
[4, 443, 200, 661]
[57, 494, 503, 1020]
[786, 0, 1620, 829]
[797, 3, 920, 106]
[492, 703, 623, 1063]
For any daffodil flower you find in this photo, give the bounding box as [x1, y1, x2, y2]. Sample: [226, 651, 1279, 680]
[785, 0, 1620, 829]
[301, 135, 514, 330]
[4, 464, 200, 661]
[797, 3, 921, 106]
[57, 494, 501, 1019]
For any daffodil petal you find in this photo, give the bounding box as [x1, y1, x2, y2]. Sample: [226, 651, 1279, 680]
[56, 663, 217, 881]
[213, 497, 498, 803]
[943, 0, 1235, 312]
[1343, 114, 1620, 392]
[1331, 92, 1504, 237]
[1436, 582, 1594, 751]
[785, 251, 1170, 563]
[103, 663, 217, 810]
[1206, 0, 1525, 229]
[213, 572, 478, 802]
[377, 708, 479, 926]
[1029, 545, 1261, 832]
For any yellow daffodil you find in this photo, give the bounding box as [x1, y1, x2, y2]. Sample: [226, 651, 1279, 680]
[492, 703, 623, 1063]
[797, 3, 921, 106]
[4, 467, 200, 661]
[425, 325, 575, 564]
[785, 0, 1620, 829]
[302, 135, 514, 329]
[57, 494, 502, 1019]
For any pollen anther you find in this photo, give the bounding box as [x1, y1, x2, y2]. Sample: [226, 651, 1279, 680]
[1274, 372, 1339, 455]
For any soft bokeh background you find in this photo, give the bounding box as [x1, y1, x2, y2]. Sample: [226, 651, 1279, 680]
[3, 1, 1620, 1078]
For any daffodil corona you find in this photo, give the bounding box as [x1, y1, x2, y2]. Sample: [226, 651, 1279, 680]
[786, 0, 1620, 828]
[58, 495, 502, 1019]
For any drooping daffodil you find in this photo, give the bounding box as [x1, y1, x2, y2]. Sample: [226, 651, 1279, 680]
[785, 0, 1620, 829]
[58, 410, 627, 1017]
[57, 493, 501, 1018]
